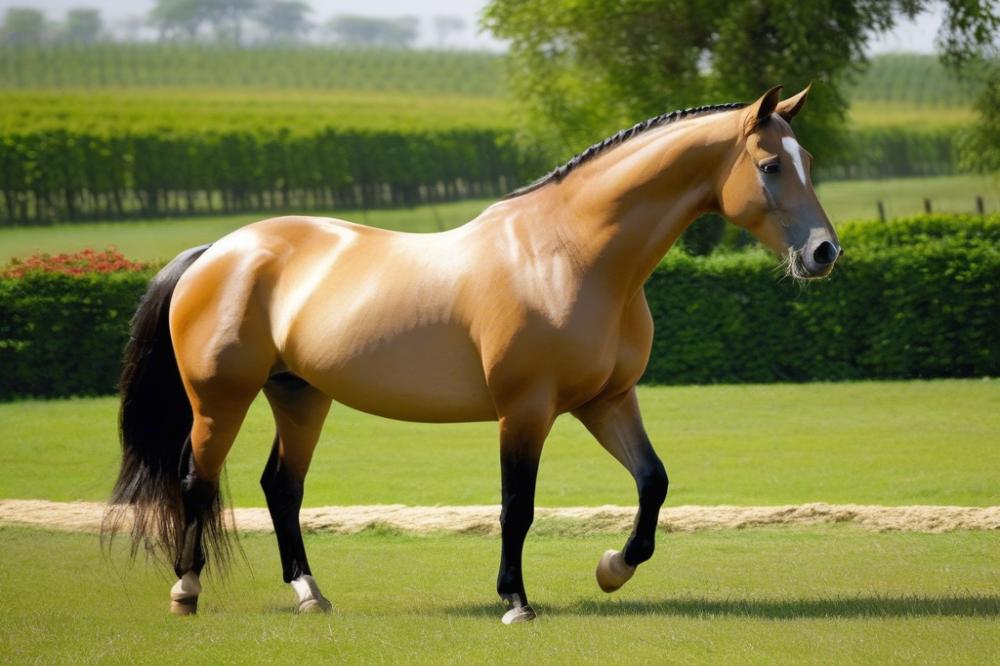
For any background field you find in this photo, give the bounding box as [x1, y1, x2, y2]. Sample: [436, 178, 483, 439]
[3, 380, 996, 508]
[2, 526, 997, 663]
[0, 50, 992, 224]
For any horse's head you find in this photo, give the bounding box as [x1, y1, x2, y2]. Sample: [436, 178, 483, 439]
[716, 85, 841, 279]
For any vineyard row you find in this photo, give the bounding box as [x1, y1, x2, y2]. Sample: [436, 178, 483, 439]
[0, 126, 961, 225]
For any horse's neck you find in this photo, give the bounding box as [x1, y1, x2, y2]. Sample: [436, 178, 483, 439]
[544, 115, 732, 296]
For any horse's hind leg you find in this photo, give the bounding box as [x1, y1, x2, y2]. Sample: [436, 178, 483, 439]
[170, 387, 259, 615]
[573, 388, 668, 593]
[262, 375, 333, 613]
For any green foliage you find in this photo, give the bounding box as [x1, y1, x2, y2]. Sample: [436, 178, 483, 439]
[836, 212, 1000, 247]
[0, 123, 540, 224]
[960, 71, 1000, 174]
[0, 44, 506, 94]
[328, 15, 419, 48]
[644, 230, 1000, 384]
[0, 270, 153, 399]
[678, 214, 726, 256]
[483, 0, 998, 167]
[0, 8, 45, 45]
[817, 126, 959, 180]
[846, 53, 984, 107]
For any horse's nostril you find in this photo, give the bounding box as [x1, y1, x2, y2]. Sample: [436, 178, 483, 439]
[813, 241, 838, 266]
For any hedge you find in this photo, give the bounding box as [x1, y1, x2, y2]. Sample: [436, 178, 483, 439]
[1, 217, 997, 399]
[815, 126, 959, 181]
[644, 239, 999, 384]
[0, 270, 153, 399]
[0, 125, 969, 225]
[0, 127, 542, 224]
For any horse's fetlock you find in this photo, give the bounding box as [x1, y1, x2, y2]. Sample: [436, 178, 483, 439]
[624, 536, 656, 565]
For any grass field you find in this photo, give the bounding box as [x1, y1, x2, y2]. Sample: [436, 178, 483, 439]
[815, 174, 999, 222]
[2, 381, 997, 508]
[1, 526, 997, 663]
[847, 102, 976, 129]
[1, 175, 997, 263]
[0, 88, 514, 134]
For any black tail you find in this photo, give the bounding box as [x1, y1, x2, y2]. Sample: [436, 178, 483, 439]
[103, 244, 230, 572]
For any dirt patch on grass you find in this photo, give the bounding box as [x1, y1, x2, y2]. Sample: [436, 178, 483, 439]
[1, 499, 997, 535]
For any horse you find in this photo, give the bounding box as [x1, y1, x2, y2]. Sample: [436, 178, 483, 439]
[106, 85, 841, 624]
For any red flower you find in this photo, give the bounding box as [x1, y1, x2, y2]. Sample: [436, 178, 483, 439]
[2, 247, 149, 277]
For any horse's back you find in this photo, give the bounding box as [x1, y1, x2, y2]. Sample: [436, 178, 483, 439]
[172, 214, 497, 422]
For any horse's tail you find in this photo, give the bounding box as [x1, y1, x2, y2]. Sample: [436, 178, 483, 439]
[103, 244, 226, 569]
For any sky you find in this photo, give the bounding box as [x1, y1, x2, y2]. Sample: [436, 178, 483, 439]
[1, 0, 945, 53]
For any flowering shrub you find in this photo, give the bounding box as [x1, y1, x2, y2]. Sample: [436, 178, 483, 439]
[3, 247, 147, 278]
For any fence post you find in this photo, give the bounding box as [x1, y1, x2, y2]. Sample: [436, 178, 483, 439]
[923, 198, 932, 213]
[877, 200, 885, 222]
[976, 195, 984, 215]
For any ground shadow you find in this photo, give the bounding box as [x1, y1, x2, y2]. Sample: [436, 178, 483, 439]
[446, 594, 1000, 620]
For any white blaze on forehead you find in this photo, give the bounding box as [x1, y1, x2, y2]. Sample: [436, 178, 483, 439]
[781, 136, 808, 185]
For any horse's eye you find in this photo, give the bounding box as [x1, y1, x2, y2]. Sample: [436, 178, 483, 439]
[759, 162, 780, 175]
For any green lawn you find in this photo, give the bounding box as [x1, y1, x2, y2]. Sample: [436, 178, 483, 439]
[1, 526, 996, 664]
[0, 199, 495, 264]
[2, 176, 997, 263]
[3, 380, 997, 508]
[815, 174, 999, 222]
[847, 102, 976, 129]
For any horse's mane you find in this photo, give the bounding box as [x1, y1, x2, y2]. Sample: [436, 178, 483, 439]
[504, 102, 747, 199]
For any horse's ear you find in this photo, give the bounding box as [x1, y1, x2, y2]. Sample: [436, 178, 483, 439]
[776, 83, 811, 122]
[743, 85, 783, 136]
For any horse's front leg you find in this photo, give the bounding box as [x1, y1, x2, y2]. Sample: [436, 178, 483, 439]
[495, 399, 554, 624]
[573, 387, 668, 592]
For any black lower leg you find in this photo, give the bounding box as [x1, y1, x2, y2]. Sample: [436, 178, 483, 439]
[174, 438, 216, 577]
[260, 435, 311, 583]
[622, 456, 669, 567]
[496, 453, 539, 608]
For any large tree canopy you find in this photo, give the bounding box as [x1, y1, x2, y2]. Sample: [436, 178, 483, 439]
[483, 0, 999, 170]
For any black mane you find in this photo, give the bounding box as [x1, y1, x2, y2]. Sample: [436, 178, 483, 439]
[505, 102, 747, 199]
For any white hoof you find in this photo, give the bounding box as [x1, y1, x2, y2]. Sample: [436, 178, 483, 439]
[291, 575, 333, 614]
[170, 571, 201, 615]
[501, 605, 537, 624]
[595, 549, 635, 593]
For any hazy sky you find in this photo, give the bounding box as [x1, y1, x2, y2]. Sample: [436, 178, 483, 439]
[1, 0, 945, 53]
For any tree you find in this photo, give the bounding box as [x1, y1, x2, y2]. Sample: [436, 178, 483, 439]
[328, 15, 419, 49]
[205, 0, 259, 46]
[151, 0, 208, 41]
[433, 15, 465, 48]
[63, 8, 103, 44]
[1, 7, 46, 44]
[483, 0, 1000, 168]
[940, 2, 1000, 174]
[256, 0, 311, 44]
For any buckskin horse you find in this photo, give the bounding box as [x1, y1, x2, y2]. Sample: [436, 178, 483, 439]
[107, 85, 841, 623]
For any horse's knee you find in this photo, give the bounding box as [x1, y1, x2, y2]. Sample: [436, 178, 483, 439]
[499, 492, 534, 543]
[637, 459, 668, 507]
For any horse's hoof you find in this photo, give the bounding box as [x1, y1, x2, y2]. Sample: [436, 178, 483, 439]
[501, 605, 536, 624]
[170, 571, 201, 615]
[170, 598, 198, 615]
[291, 574, 333, 614]
[596, 549, 635, 593]
[297, 597, 333, 614]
